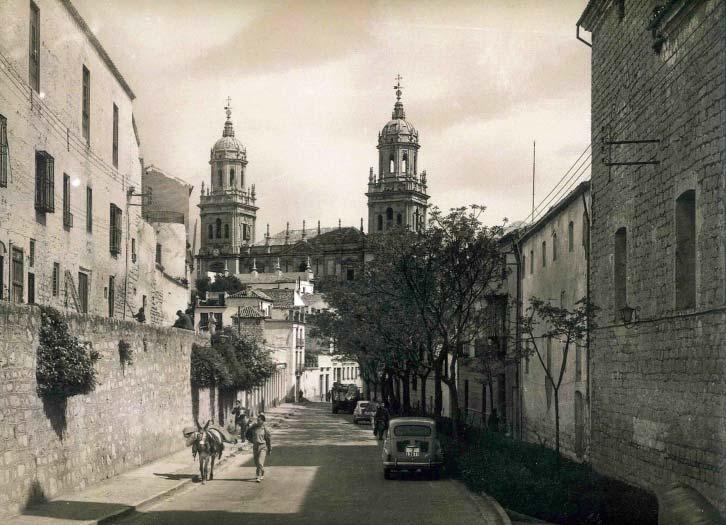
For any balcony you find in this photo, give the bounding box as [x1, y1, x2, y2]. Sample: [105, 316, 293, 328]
[143, 210, 184, 224]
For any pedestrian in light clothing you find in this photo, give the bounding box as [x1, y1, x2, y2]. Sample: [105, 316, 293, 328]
[245, 414, 271, 482]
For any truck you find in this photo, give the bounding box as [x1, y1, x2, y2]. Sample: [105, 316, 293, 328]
[331, 382, 360, 414]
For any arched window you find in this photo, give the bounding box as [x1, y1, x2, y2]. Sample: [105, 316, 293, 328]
[229, 168, 235, 187]
[396, 213, 402, 225]
[208, 224, 213, 239]
[614, 227, 627, 312]
[217, 169, 223, 188]
[542, 241, 546, 268]
[298, 261, 306, 272]
[568, 221, 574, 252]
[675, 190, 696, 309]
[224, 224, 229, 238]
[377, 215, 383, 231]
[529, 250, 534, 274]
[389, 154, 395, 173]
[215, 218, 222, 238]
[386, 208, 393, 221]
[402, 152, 408, 173]
[552, 233, 558, 261]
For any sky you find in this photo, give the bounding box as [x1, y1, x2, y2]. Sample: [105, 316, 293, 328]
[72, 0, 592, 237]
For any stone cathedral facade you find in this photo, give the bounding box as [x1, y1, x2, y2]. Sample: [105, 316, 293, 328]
[195, 81, 430, 285]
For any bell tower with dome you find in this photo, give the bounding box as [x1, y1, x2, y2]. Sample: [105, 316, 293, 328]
[197, 99, 258, 275]
[366, 76, 430, 234]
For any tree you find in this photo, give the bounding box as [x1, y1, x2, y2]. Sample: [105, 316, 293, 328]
[195, 274, 245, 295]
[312, 207, 507, 437]
[521, 296, 597, 462]
[213, 329, 276, 391]
[396, 206, 506, 435]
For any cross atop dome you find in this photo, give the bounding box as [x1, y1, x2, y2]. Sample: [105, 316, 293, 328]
[394, 74, 403, 101]
[222, 97, 235, 138]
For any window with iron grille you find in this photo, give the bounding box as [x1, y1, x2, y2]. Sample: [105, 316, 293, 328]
[29, 2, 40, 92]
[29, 239, 35, 267]
[82, 66, 90, 144]
[0, 114, 8, 187]
[109, 203, 122, 256]
[35, 151, 54, 212]
[86, 186, 93, 232]
[112, 103, 119, 168]
[63, 174, 73, 228]
[52, 262, 59, 296]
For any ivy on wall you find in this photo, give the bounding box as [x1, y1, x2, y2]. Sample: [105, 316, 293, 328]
[36, 307, 100, 397]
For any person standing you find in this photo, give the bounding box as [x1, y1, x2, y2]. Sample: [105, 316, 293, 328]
[245, 414, 272, 482]
[373, 402, 390, 440]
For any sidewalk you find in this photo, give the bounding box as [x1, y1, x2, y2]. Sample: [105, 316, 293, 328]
[6, 403, 301, 525]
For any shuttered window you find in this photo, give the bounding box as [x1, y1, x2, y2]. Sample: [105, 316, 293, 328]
[63, 174, 73, 228]
[82, 66, 90, 144]
[109, 203, 122, 255]
[34, 150, 54, 212]
[0, 114, 8, 187]
[29, 2, 40, 92]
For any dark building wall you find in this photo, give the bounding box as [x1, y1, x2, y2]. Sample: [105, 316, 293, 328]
[583, 0, 725, 512]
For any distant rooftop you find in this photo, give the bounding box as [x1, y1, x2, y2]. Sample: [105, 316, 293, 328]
[254, 226, 364, 247]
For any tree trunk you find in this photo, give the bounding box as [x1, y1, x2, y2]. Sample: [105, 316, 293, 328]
[554, 387, 561, 468]
[402, 372, 411, 415]
[419, 374, 428, 415]
[447, 352, 460, 442]
[434, 362, 443, 418]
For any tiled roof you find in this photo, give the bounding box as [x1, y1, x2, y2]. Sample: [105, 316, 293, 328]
[232, 306, 266, 319]
[228, 289, 273, 301]
[254, 226, 364, 247]
[264, 289, 295, 308]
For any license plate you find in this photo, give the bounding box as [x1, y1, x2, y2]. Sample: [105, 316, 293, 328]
[405, 447, 420, 457]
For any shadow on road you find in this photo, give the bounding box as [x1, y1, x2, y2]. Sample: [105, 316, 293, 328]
[19, 404, 476, 525]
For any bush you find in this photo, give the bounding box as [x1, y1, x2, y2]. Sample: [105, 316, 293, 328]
[445, 429, 658, 525]
[36, 307, 100, 397]
[118, 340, 133, 367]
[190, 344, 231, 388]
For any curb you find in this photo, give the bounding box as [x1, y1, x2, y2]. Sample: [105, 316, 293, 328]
[455, 480, 512, 525]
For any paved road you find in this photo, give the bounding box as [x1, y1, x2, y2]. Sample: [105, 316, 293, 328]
[118, 402, 493, 524]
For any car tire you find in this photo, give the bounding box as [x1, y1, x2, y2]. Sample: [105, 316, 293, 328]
[383, 468, 392, 480]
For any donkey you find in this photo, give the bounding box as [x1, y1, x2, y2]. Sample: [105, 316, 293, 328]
[191, 420, 224, 483]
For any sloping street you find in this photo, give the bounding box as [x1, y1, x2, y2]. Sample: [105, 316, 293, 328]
[117, 403, 500, 524]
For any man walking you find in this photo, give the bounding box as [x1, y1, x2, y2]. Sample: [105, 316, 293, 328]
[245, 414, 272, 482]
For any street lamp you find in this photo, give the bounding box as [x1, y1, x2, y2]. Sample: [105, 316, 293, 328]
[619, 305, 637, 325]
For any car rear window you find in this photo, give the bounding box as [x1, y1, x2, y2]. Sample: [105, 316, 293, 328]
[393, 425, 432, 437]
[359, 402, 369, 408]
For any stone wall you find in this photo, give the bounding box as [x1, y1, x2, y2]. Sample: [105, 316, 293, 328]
[583, 0, 725, 513]
[0, 302, 207, 518]
[519, 183, 590, 461]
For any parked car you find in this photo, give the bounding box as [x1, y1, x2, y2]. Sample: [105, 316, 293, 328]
[381, 417, 443, 479]
[353, 401, 377, 424]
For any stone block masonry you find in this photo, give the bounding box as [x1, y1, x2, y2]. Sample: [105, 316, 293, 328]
[0, 301, 208, 518]
[581, 0, 726, 514]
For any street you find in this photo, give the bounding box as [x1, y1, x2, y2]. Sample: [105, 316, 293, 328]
[117, 403, 492, 524]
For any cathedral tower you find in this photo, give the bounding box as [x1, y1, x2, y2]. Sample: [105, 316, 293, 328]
[197, 100, 258, 274]
[366, 76, 429, 234]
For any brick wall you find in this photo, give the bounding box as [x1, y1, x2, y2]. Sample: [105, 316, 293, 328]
[584, 0, 725, 512]
[0, 302, 208, 518]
